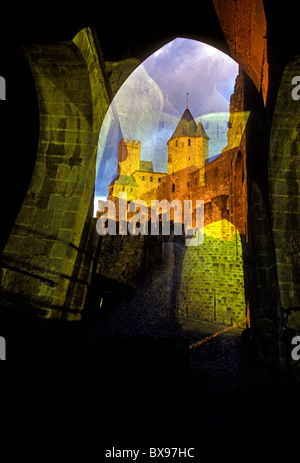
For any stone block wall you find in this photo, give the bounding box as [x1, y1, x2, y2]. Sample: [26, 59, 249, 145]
[213, 0, 268, 104]
[269, 54, 300, 379]
[1, 28, 110, 320]
[96, 231, 163, 289]
[178, 219, 246, 325]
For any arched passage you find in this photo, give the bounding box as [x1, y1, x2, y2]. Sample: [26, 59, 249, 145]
[0, 27, 260, 330]
[92, 37, 250, 336]
[1, 1, 295, 381]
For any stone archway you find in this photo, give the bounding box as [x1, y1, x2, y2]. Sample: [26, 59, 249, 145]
[0, 12, 263, 322]
[0, 5, 267, 322]
[212, 0, 269, 105]
[1, 28, 111, 320]
[1, 1, 295, 379]
[91, 38, 253, 334]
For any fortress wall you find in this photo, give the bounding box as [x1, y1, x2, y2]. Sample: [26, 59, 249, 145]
[96, 232, 163, 288]
[178, 220, 246, 325]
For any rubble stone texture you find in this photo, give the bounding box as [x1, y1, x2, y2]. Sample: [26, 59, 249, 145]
[178, 220, 246, 325]
[1, 28, 110, 320]
[269, 54, 300, 383]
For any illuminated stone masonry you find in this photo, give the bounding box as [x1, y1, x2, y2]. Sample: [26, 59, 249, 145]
[103, 101, 247, 236]
[1, 28, 110, 320]
[97, 99, 248, 325]
[178, 220, 246, 325]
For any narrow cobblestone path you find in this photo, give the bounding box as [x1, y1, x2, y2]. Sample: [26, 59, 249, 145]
[88, 242, 185, 339]
[5, 243, 298, 452]
[82, 242, 299, 448]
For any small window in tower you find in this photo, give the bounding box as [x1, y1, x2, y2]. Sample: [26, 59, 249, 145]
[182, 142, 184, 148]
[158, 177, 161, 183]
[176, 140, 178, 147]
[150, 176, 153, 182]
[188, 139, 191, 146]
[172, 183, 175, 192]
[142, 176, 145, 181]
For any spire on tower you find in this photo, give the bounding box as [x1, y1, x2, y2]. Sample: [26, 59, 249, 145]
[186, 92, 189, 109]
[169, 99, 209, 140]
[195, 115, 209, 139]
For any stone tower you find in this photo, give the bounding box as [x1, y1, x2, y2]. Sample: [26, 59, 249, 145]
[167, 105, 209, 175]
[117, 138, 141, 176]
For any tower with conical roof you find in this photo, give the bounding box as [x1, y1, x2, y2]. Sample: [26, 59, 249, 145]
[167, 99, 209, 175]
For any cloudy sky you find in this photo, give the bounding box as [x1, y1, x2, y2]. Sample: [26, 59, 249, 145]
[143, 37, 238, 116]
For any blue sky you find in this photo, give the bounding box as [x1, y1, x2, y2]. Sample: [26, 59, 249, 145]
[143, 38, 238, 115]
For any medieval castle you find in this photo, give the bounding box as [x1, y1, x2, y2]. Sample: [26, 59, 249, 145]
[102, 97, 247, 238]
[96, 81, 248, 326]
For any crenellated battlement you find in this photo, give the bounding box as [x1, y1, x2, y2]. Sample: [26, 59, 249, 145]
[118, 138, 141, 176]
[120, 138, 141, 148]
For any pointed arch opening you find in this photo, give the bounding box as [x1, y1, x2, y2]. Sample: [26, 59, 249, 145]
[92, 37, 251, 337]
[94, 38, 239, 214]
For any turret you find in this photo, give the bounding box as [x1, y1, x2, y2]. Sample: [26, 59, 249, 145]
[167, 104, 209, 174]
[117, 138, 141, 176]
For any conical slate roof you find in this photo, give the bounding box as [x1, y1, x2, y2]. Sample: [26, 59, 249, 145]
[195, 117, 209, 138]
[169, 107, 209, 140]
